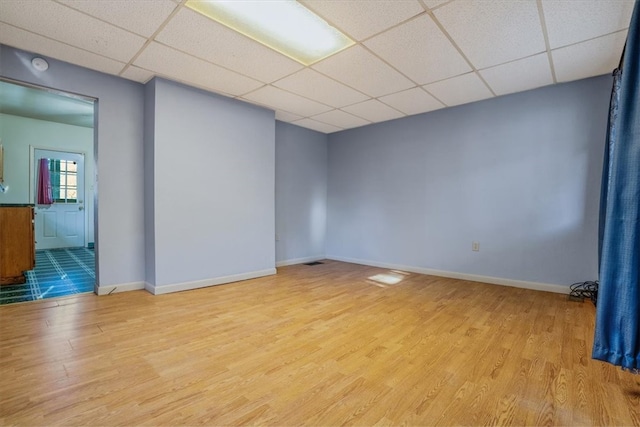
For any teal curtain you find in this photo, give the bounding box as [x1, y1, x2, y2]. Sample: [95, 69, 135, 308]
[593, 0, 640, 371]
[49, 159, 61, 201]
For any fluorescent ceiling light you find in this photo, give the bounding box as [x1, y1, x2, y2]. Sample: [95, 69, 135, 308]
[185, 0, 355, 66]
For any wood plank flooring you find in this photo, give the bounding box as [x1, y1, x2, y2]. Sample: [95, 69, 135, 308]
[1, 260, 639, 425]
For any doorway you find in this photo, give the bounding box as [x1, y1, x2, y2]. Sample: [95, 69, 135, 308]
[33, 149, 86, 250]
[0, 78, 97, 304]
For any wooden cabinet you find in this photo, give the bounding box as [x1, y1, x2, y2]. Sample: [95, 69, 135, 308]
[0, 206, 35, 285]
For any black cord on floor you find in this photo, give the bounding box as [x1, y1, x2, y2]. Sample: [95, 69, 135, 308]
[569, 280, 598, 306]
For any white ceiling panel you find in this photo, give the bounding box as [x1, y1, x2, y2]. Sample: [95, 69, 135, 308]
[543, 0, 635, 49]
[423, 0, 451, 9]
[57, 0, 178, 38]
[156, 8, 303, 83]
[300, 0, 424, 41]
[312, 109, 370, 129]
[293, 118, 342, 134]
[379, 87, 445, 116]
[241, 86, 333, 117]
[120, 65, 155, 83]
[0, 0, 632, 134]
[273, 69, 368, 108]
[480, 54, 553, 96]
[134, 42, 264, 97]
[275, 110, 304, 122]
[342, 99, 405, 123]
[364, 14, 471, 85]
[0, 0, 146, 63]
[433, 0, 546, 70]
[552, 31, 628, 83]
[0, 22, 126, 76]
[312, 45, 414, 97]
[424, 73, 493, 107]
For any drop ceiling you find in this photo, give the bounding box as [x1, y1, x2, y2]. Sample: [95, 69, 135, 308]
[0, 0, 633, 134]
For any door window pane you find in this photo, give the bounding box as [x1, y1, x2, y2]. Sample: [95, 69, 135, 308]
[49, 159, 78, 203]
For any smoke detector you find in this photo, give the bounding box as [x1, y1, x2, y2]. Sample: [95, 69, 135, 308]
[31, 57, 49, 71]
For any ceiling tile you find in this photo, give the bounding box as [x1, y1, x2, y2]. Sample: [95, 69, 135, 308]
[433, 0, 546, 69]
[120, 65, 154, 83]
[311, 109, 370, 129]
[0, 0, 146, 63]
[480, 54, 553, 96]
[300, 0, 424, 41]
[241, 86, 333, 117]
[552, 31, 627, 83]
[378, 87, 445, 115]
[342, 99, 404, 123]
[423, 0, 451, 9]
[0, 0, 630, 125]
[542, 0, 635, 49]
[57, 0, 178, 38]
[293, 118, 342, 134]
[134, 42, 264, 97]
[312, 45, 414, 97]
[273, 69, 368, 108]
[364, 14, 471, 84]
[156, 8, 303, 83]
[424, 73, 493, 107]
[275, 110, 303, 122]
[0, 22, 126, 76]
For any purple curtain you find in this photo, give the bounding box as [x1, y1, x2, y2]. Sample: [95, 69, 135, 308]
[37, 158, 53, 205]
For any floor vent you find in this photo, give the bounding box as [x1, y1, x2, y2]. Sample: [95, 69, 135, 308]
[304, 261, 324, 266]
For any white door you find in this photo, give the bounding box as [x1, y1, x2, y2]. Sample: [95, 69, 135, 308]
[34, 149, 85, 249]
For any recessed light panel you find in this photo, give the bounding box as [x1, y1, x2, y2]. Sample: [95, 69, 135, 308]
[185, 0, 354, 65]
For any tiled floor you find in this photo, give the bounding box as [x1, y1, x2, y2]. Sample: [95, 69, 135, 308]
[0, 248, 95, 305]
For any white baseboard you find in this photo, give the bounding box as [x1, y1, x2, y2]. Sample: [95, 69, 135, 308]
[145, 268, 277, 295]
[326, 256, 570, 294]
[95, 281, 146, 296]
[276, 255, 325, 267]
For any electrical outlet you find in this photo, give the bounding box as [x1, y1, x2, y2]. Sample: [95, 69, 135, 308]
[472, 241, 480, 252]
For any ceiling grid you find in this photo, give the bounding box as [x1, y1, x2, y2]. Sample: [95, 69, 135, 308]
[0, 0, 633, 133]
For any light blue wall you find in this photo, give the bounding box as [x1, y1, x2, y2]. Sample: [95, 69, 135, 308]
[0, 45, 145, 289]
[146, 78, 276, 290]
[327, 76, 611, 286]
[0, 45, 612, 292]
[275, 121, 328, 264]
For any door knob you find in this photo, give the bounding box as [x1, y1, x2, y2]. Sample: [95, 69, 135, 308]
[79, 206, 84, 211]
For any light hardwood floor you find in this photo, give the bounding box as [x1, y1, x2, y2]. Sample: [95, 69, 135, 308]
[1, 260, 639, 425]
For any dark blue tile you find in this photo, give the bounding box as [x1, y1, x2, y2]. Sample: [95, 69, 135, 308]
[1, 248, 96, 305]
